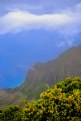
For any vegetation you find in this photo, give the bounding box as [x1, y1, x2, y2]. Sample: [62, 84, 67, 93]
[0, 77, 81, 121]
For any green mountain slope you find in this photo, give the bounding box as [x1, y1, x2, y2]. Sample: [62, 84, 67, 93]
[0, 45, 81, 107]
[23, 45, 81, 89]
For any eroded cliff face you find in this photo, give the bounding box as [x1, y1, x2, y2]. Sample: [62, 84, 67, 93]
[24, 45, 81, 87]
[1, 45, 81, 107]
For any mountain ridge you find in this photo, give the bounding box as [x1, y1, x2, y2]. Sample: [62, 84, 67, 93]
[0, 45, 81, 107]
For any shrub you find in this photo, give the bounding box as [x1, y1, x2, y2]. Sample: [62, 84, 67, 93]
[0, 105, 23, 121]
[1, 77, 81, 121]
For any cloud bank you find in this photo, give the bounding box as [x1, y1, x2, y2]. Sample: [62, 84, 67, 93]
[0, 2, 81, 38]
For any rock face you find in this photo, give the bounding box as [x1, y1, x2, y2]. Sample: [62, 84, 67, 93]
[0, 45, 81, 107]
[24, 45, 81, 87]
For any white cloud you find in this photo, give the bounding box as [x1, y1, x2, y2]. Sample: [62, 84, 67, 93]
[75, 3, 81, 12]
[0, 2, 81, 37]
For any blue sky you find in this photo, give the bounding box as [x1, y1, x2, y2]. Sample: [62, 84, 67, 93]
[0, 0, 81, 88]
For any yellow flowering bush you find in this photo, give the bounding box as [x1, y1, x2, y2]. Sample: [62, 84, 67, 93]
[0, 77, 81, 121]
[22, 77, 81, 121]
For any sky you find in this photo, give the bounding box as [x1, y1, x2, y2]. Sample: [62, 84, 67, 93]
[0, 0, 81, 88]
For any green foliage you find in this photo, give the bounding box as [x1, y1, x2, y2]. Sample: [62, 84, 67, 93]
[0, 105, 23, 121]
[1, 77, 81, 121]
